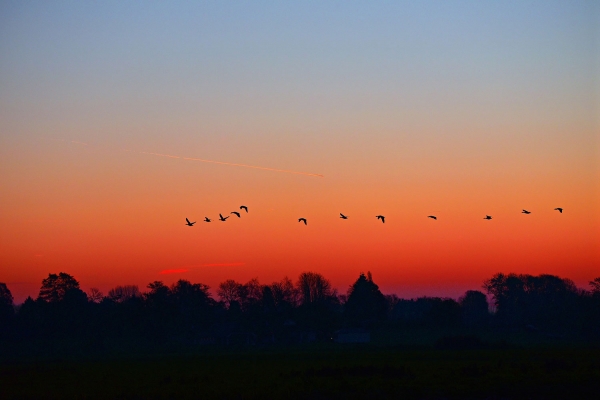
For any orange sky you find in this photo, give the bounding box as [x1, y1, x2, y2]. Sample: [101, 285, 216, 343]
[1, 137, 597, 302]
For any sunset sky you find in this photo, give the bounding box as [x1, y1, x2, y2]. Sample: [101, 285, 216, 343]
[1, 1, 598, 303]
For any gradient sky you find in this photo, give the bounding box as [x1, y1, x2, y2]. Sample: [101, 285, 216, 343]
[1, 1, 598, 303]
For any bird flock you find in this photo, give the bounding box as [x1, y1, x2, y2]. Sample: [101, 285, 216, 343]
[186, 207, 563, 226]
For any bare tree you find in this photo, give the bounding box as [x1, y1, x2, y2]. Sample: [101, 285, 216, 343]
[296, 272, 334, 306]
[217, 279, 244, 308]
[108, 285, 141, 303]
[590, 278, 600, 295]
[270, 276, 298, 307]
[245, 278, 262, 304]
[88, 287, 104, 303]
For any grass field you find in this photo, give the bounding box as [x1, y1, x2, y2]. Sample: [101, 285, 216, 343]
[2, 343, 599, 399]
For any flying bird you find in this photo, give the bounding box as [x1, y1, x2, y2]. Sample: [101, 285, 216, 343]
[204, 217, 211, 222]
[428, 215, 437, 220]
[298, 218, 307, 225]
[240, 205, 248, 213]
[340, 213, 348, 219]
[185, 218, 196, 226]
[484, 215, 492, 220]
[376, 215, 385, 223]
[522, 210, 531, 214]
[231, 211, 241, 218]
[554, 208, 563, 213]
[219, 214, 229, 221]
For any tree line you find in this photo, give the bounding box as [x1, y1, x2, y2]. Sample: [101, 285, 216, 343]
[1, 272, 599, 353]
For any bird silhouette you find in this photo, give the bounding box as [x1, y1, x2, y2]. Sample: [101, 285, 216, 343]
[554, 207, 563, 213]
[240, 205, 248, 213]
[231, 211, 241, 218]
[185, 218, 196, 226]
[219, 214, 229, 222]
[376, 215, 385, 223]
[484, 215, 492, 220]
[204, 217, 211, 222]
[340, 213, 348, 219]
[298, 218, 307, 225]
[522, 210, 531, 214]
[428, 215, 437, 220]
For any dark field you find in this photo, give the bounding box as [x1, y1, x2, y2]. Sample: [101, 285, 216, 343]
[2, 344, 599, 399]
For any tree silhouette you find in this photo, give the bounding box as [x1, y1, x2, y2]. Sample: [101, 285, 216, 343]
[244, 278, 263, 307]
[428, 298, 461, 327]
[6, 269, 600, 354]
[108, 285, 141, 303]
[170, 280, 215, 333]
[87, 287, 104, 303]
[0, 283, 13, 309]
[483, 273, 527, 327]
[345, 272, 388, 326]
[38, 272, 84, 303]
[296, 272, 334, 306]
[146, 281, 170, 302]
[0, 283, 14, 326]
[261, 285, 276, 314]
[590, 278, 600, 295]
[218, 279, 244, 308]
[484, 273, 579, 329]
[269, 277, 297, 309]
[459, 290, 489, 328]
[170, 280, 212, 310]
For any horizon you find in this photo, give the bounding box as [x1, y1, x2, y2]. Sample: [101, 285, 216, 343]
[1, 1, 598, 305]
[4, 268, 597, 306]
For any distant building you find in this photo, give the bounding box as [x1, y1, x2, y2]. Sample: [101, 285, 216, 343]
[333, 329, 370, 344]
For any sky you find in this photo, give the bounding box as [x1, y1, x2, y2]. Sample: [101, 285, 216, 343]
[1, 1, 598, 303]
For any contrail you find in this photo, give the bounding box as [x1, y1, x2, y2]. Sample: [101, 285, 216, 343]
[140, 151, 181, 159]
[67, 141, 324, 177]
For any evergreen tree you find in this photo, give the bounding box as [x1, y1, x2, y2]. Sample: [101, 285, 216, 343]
[345, 272, 388, 326]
